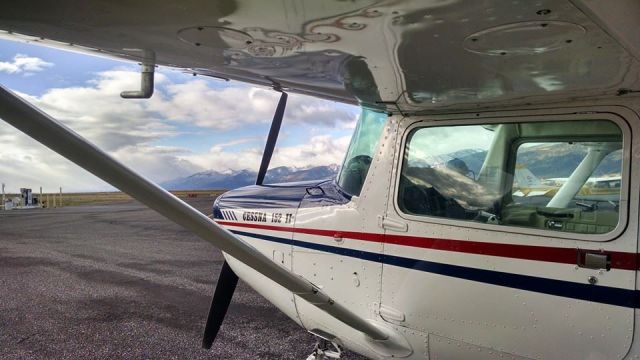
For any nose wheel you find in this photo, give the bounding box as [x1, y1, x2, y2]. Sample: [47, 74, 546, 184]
[306, 338, 342, 360]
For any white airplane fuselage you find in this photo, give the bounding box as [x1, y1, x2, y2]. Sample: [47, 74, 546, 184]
[215, 100, 640, 360]
[1, 0, 640, 358]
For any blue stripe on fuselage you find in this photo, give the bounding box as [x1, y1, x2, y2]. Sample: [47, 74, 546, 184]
[230, 229, 640, 308]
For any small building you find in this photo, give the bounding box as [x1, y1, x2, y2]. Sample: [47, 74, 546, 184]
[1, 186, 44, 210]
[20, 188, 33, 206]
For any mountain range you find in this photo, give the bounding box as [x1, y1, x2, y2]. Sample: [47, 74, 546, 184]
[162, 143, 622, 190]
[448, 143, 621, 179]
[161, 164, 340, 190]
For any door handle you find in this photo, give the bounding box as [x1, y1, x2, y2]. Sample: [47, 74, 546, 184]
[577, 250, 610, 271]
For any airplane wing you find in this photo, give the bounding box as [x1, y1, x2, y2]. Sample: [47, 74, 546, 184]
[1, 0, 639, 356]
[0, 0, 639, 114]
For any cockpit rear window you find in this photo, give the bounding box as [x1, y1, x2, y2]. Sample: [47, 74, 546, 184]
[397, 120, 624, 236]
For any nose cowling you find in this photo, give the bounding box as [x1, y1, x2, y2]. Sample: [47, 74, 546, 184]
[212, 179, 330, 218]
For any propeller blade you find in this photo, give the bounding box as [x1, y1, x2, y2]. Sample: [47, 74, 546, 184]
[202, 261, 239, 349]
[256, 91, 287, 185]
[202, 90, 288, 349]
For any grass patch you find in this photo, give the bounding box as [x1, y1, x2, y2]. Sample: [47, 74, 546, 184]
[6, 190, 227, 207]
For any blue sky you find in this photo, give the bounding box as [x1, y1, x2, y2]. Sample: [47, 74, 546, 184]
[0, 38, 359, 192]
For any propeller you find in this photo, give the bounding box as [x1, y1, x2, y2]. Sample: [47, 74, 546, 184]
[201, 90, 288, 349]
[201, 261, 239, 349]
[256, 91, 287, 186]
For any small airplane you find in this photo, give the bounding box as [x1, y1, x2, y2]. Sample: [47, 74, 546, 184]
[0, 1, 639, 359]
[513, 165, 622, 199]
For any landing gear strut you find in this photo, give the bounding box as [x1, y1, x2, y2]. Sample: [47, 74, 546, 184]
[306, 338, 342, 360]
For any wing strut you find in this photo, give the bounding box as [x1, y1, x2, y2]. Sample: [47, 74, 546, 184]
[0, 85, 389, 342]
[202, 90, 287, 348]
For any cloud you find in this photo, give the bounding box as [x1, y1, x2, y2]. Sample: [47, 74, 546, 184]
[0, 54, 53, 75]
[110, 145, 202, 181]
[149, 81, 357, 130]
[185, 135, 351, 173]
[284, 96, 357, 127]
[0, 127, 108, 192]
[0, 67, 358, 192]
[216, 137, 264, 149]
[16, 70, 176, 151]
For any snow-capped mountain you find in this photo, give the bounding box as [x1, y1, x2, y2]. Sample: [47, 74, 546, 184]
[161, 165, 340, 190]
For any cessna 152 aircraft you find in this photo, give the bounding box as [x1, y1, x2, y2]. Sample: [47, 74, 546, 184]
[1, 0, 640, 359]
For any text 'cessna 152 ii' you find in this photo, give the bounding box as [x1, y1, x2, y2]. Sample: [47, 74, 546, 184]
[1, 0, 639, 359]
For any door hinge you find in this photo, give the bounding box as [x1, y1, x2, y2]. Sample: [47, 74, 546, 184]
[378, 215, 408, 232]
[379, 304, 406, 323]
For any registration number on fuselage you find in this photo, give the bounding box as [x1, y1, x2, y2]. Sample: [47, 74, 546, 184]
[242, 211, 293, 224]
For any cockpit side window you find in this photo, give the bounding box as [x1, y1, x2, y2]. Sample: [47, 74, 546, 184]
[399, 125, 498, 220]
[337, 108, 386, 196]
[510, 142, 622, 234]
[397, 120, 624, 236]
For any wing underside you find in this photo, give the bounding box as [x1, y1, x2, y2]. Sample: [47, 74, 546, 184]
[0, 0, 639, 113]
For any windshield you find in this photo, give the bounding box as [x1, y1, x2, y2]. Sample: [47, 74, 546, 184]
[337, 108, 386, 196]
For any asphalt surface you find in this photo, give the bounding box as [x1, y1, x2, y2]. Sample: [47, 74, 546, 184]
[0, 198, 366, 359]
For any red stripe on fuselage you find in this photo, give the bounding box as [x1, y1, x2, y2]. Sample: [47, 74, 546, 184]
[216, 220, 638, 270]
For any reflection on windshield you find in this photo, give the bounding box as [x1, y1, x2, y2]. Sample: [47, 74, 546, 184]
[398, 120, 623, 235]
[337, 108, 386, 196]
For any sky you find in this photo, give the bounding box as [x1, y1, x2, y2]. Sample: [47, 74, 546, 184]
[0, 39, 360, 193]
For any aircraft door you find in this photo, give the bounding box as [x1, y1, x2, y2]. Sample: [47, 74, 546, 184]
[380, 113, 637, 359]
[290, 180, 384, 348]
[290, 109, 388, 352]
